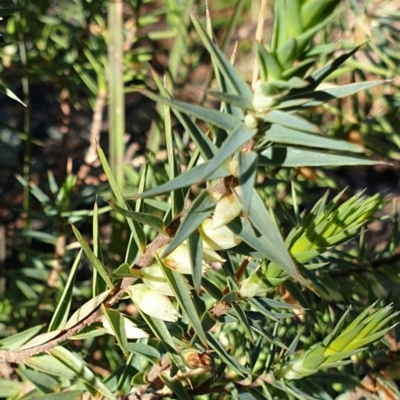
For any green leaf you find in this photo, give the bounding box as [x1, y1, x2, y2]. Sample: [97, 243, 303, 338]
[264, 124, 363, 153]
[162, 190, 215, 257]
[201, 124, 257, 180]
[231, 303, 254, 343]
[101, 307, 128, 355]
[238, 151, 258, 217]
[308, 45, 363, 87]
[71, 224, 113, 289]
[159, 260, 207, 346]
[26, 354, 76, 380]
[129, 300, 187, 377]
[18, 369, 59, 394]
[0, 377, 24, 397]
[49, 346, 117, 400]
[259, 146, 377, 167]
[161, 374, 191, 400]
[0, 324, 44, 350]
[208, 91, 254, 111]
[126, 342, 160, 364]
[150, 75, 220, 160]
[97, 145, 146, 252]
[20, 330, 62, 351]
[64, 290, 110, 330]
[0, 83, 26, 106]
[248, 189, 299, 281]
[49, 250, 82, 331]
[286, 80, 386, 106]
[20, 230, 57, 245]
[16, 175, 52, 209]
[112, 262, 134, 278]
[262, 110, 320, 134]
[134, 159, 230, 199]
[187, 232, 203, 293]
[255, 42, 282, 81]
[206, 332, 249, 377]
[112, 205, 165, 234]
[301, 0, 341, 31]
[191, 13, 253, 100]
[30, 391, 84, 400]
[142, 89, 241, 132]
[92, 199, 107, 295]
[312, 80, 386, 100]
[242, 387, 273, 400]
[173, 109, 217, 160]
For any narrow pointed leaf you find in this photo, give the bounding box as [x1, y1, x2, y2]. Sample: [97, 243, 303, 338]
[248, 189, 299, 280]
[129, 300, 188, 377]
[134, 160, 230, 199]
[201, 124, 258, 180]
[208, 91, 254, 110]
[112, 205, 165, 234]
[97, 145, 146, 252]
[162, 190, 215, 258]
[64, 290, 110, 330]
[187, 232, 203, 293]
[308, 45, 363, 86]
[19, 330, 62, 350]
[206, 332, 249, 377]
[101, 307, 128, 355]
[152, 74, 217, 160]
[142, 89, 241, 132]
[161, 373, 191, 400]
[93, 200, 107, 296]
[159, 261, 207, 346]
[264, 125, 363, 153]
[126, 342, 160, 364]
[263, 110, 320, 134]
[313, 80, 386, 100]
[238, 151, 258, 217]
[231, 304, 254, 343]
[49, 250, 82, 331]
[259, 146, 377, 167]
[191, 14, 253, 100]
[48, 346, 117, 400]
[71, 225, 113, 288]
[26, 354, 76, 380]
[28, 391, 84, 400]
[0, 325, 44, 350]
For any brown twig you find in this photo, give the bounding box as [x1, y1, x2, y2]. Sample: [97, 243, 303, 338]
[0, 231, 171, 363]
[0, 176, 232, 363]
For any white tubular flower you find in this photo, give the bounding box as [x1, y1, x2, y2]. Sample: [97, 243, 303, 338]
[159, 244, 193, 274]
[102, 315, 149, 339]
[212, 187, 242, 229]
[160, 243, 224, 275]
[127, 284, 180, 322]
[200, 217, 242, 250]
[252, 80, 278, 113]
[141, 264, 175, 296]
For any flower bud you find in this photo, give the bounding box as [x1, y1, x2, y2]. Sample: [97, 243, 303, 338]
[159, 244, 193, 274]
[252, 80, 278, 113]
[212, 187, 242, 229]
[127, 284, 180, 322]
[160, 243, 224, 274]
[244, 114, 258, 129]
[141, 264, 175, 296]
[200, 217, 242, 250]
[181, 348, 212, 370]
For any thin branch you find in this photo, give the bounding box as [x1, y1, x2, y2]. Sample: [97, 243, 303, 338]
[0, 176, 233, 363]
